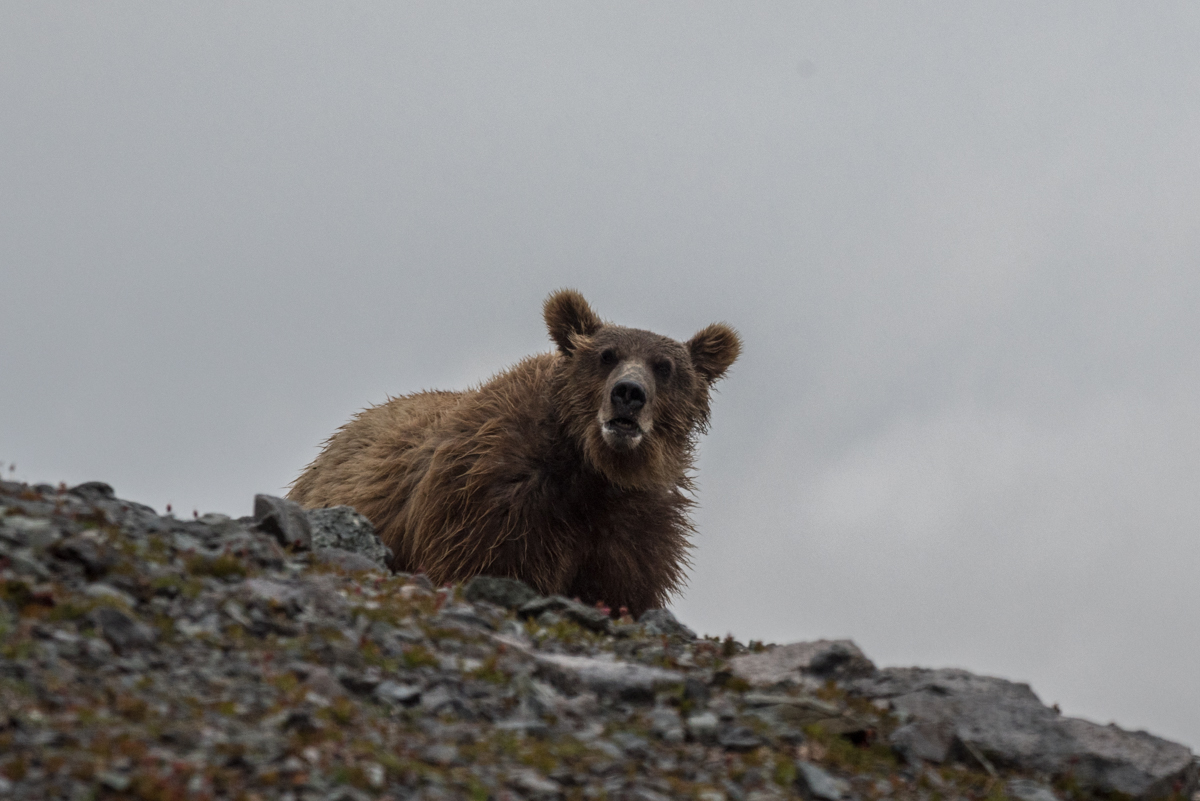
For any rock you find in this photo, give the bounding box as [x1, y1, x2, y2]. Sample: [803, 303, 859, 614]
[68, 481, 116, 501]
[51, 535, 118, 578]
[295, 664, 346, 699]
[97, 770, 132, 792]
[649, 706, 685, 743]
[83, 583, 138, 608]
[238, 575, 348, 619]
[0, 515, 60, 549]
[686, 711, 720, 744]
[463, 575, 541, 609]
[90, 606, 157, 653]
[795, 760, 850, 800]
[196, 513, 247, 537]
[420, 743, 460, 767]
[889, 720, 954, 764]
[716, 725, 763, 752]
[312, 547, 384, 573]
[1006, 779, 1061, 801]
[436, 603, 496, 631]
[420, 685, 457, 714]
[730, 640, 876, 686]
[496, 717, 551, 737]
[638, 608, 696, 639]
[742, 693, 840, 717]
[305, 506, 392, 569]
[851, 667, 1198, 799]
[508, 767, 563, 798]
[534, 653, 683, 702]
[253, 494, 312, 550]
[741, 692, 848, 744]
[323, 787, 374, 801]
[7, 549, 51, 580]
[520, 595, 613, 634]
[1, 477, 1194, 801]
[1056, 717, 1197, 798]
[611, 731, 651, 757]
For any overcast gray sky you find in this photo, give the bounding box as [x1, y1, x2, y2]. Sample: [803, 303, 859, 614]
[3, 4, 1199, 749]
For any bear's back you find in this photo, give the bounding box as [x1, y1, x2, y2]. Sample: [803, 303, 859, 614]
[288, 388, 465, 513]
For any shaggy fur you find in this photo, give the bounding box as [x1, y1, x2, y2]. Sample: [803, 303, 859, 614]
[288, 290, 739, 616]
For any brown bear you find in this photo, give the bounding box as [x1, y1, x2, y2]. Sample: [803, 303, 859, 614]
[288, 289, 739, 616]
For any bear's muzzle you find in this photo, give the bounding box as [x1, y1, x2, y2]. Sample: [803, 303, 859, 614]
[599, 363, 654, 451]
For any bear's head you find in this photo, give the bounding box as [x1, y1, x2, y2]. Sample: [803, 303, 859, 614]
[544, 289, 740, 490]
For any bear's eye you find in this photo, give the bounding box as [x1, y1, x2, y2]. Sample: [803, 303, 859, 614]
[600, 349, 617, 366]
[653, 360, 673, 380]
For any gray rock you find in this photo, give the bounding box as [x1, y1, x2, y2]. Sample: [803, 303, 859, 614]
[716, 725, 763, 752]
[795, 760, 850, 800]
[686, 711, 720, 743]
[0, 515, 59, 549]
[83, 583, 137, 608]
[638, 608, 696, 639]
[730, 639, 876, 686]
[610, 731, 651, 757]
[90, 606, 157, 653]
[534, 653, 683, 702]
[420, 685, 456, 714]
[889, 720, 954, 763]
[649, 706, 685, 743]
[373, 680, 420, 707]
[336, 666, 383, 694]
[508, 767, 563, 798]
[520, 595, 613, 634]
[496, 717, 550, 737]
[312, 546, 384, 573]
[68, 481, 116, 501]
[420, 743, 460, 766]
[97, 770, 132, 792]
[627, 787, 672, 801]
[51, 535, 117, 578]
[1006, 779, 1061, 801]
[463, 575, 541, 609]
[196, 513, 247, 538]
[323, 787, 374, 801]
[237, 575, 348, 619]
[523, 678, 566, 718]
[305, 505, 392, 569]
[1056, 717, 1197, 798]
[253, 494, 312, 550]
[436, 603, 496, 631]
[7, 549, 51, 580]
[852, 667, 1198, 799]
[742, 692, 841, 717]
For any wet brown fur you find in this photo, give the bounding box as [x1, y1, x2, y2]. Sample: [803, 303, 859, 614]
[288, 290, 739, 616]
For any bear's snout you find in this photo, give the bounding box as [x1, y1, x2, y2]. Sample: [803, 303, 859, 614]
[599, 362, 654, 451]
[610, 379, 646, 414]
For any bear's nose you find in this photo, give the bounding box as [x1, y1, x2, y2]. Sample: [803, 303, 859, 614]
[611, 380, 646, 413]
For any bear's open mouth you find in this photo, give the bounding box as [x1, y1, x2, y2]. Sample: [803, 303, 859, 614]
[601, 416, 644, 449]
[606, 417, 640, 435]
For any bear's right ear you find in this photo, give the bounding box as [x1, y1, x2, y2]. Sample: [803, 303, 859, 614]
[544, 289, 603, 355]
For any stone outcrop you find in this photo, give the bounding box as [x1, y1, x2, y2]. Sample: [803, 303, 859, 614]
[845, 668, 1197, 799]
[0, 478, 1194, 801]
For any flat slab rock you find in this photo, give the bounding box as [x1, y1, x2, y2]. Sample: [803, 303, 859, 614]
[534, 653, 684, 702]
[729, 639, 877, 686]
[848, 667, 1198, 799]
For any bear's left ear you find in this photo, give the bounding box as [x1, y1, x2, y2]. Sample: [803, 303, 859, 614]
[687, 323, 741, 385]
[544, 289, 603, 355]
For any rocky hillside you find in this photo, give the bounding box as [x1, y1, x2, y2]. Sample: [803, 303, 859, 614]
[0, 479, 1195, 801]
